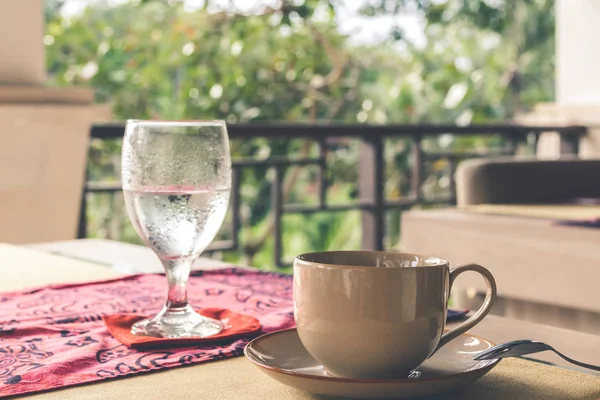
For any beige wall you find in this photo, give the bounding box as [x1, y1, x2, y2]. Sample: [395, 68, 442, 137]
[0, 0, 45, 85]
[0, 2, 113, 243]
[0, 89, 111, 244]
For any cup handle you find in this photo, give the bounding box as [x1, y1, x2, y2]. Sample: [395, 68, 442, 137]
[434, 263, 497, 352]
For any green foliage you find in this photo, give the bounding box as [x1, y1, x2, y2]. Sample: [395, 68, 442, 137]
[45, 0, 553, 267]
[361, 0, 555, 118]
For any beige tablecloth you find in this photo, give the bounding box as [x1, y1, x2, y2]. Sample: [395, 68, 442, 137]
[2, 243, 599, 400]
[22, 356, 600, 400]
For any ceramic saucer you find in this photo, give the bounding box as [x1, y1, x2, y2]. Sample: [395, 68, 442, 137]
[244, 329, 500, 399]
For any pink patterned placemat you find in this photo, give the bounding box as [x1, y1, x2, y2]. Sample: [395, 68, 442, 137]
[0, 268, 294, 398]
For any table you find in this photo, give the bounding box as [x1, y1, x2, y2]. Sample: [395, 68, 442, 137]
[401, 208, 600, 334]
[5, 239, 600, 399]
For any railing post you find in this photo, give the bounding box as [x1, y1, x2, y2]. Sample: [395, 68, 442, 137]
[358, 136, 385, 251]
[317, 138, 327, 208]
[272, 166, 284, 266]
[77, 150, 90, 239]
[77, 188, 87, 239]
[559, 131, 580, 156]
[507, 130, 520, 155]
[231, 166, 241, 249]
[531, 132, 541, 155]
[411, 134, 423, 202]
[448, 156, 457, 205]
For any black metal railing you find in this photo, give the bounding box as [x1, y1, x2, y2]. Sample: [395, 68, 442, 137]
[79, 123, 586, 267]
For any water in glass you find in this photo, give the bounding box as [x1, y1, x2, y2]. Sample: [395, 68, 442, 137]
[121, 120, 231, 338]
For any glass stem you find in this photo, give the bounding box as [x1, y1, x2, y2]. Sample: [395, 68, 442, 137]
[162, 257, 193, 310]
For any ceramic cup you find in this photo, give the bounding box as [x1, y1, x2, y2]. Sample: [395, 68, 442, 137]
[292, 251, 497, 379]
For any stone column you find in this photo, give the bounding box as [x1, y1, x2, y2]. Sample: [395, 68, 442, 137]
[0, 0, 111, 244]
[556, 0, 600, 105]
[0, 1, 46, 85]
[519, 0, 600, 158]
[556, 0, 600, 157]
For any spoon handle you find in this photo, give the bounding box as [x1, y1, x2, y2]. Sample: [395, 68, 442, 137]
[474, 340, 600, 372]
[551, 348, 600, 372]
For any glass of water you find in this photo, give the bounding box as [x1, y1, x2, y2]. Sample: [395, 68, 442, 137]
[121, 120, 231, 338]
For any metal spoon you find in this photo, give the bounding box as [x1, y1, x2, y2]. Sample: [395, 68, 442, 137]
[473, 339, 600, 372]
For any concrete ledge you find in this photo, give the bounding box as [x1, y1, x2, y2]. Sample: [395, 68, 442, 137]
[0, 98, 111, 244]
[0, 86, 95, 105]
[400, 208, 600, 334]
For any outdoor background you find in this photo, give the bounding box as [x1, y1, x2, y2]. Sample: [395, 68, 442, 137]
[44, 0, 554, 269]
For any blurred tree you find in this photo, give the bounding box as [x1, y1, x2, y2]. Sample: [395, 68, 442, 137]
[45, 0, 554, 267]
[361, 0, 556, 119]
[46, 0, 377, 267]
[45, 0, 66, 21]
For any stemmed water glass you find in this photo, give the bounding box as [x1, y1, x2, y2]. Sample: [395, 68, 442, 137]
[121, 120, 231, 338]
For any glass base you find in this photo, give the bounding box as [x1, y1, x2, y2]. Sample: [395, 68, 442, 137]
[131, 305, 223, 338]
